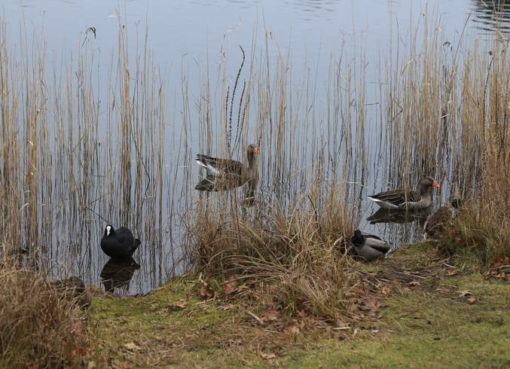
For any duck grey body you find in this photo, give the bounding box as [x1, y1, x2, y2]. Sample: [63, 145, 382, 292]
[351, 230, 391, 262]
[100, 225, 141, 259]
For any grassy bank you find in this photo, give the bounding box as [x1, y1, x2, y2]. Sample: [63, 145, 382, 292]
[87, 244, 510, 368]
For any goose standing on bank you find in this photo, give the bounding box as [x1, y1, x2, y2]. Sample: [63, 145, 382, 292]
[351, 230, 391, 261]
[368, 176, 440, 210]
[100, 225, 141, 259]
[195, 144, 259, 193]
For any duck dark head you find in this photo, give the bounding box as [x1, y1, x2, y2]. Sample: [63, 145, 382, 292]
[351, 229, 364, 245]
[104, 224, 114, 237]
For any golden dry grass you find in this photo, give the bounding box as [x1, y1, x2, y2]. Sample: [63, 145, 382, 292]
[0, 263, 89, 368]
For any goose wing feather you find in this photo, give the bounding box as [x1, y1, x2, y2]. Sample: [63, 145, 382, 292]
[369, 189, 420, 206]
[196, 154, 244, 177]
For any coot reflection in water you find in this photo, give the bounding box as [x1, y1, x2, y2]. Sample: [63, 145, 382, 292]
[367, 208, 431, 225]
[100, 257, 140, 293]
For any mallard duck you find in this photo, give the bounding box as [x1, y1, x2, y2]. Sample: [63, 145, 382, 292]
[368, 176, 440, 210]
[195, 144, 259, 192]
[423, 198, 463, 240]
[351, 229, 391, 261]
[100, 225, 141, 259]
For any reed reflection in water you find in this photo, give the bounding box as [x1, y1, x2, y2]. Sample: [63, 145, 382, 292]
[0, 6, 508, 294]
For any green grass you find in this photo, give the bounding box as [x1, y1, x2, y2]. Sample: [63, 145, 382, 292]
[284, 275, 510, 368]
[87, 247, 510, 368]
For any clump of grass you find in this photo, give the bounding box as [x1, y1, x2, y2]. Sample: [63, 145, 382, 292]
[440, 196, 510, 265]
[0, 262, 89, 368]
[187, 186, 364, 321]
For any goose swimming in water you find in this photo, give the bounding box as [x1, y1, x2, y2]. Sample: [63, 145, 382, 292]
[195, 144, 259, 192]
[368, 176, 440, 210]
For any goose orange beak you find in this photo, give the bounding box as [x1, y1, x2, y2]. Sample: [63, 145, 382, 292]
[432, 180, 440, 188]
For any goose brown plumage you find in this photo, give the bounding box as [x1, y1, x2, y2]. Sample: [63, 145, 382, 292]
[368, 176, 440, 210]
[195, 144, 259, 192]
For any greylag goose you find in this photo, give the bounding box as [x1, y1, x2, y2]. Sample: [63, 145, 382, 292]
[423, 198, 463, 240]
[195, 144, 259, 192]
[351, 229, 391, 261]
[101, 225, 141, 259]
[368, 176, 440, 210]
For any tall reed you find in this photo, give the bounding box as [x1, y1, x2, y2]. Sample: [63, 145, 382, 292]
[0, 10, 509, 300]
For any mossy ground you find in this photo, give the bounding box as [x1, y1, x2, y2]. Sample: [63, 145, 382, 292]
[87, 244, 510, 368]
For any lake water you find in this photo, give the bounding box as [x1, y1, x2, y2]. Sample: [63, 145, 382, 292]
[1, 0, 508, 294]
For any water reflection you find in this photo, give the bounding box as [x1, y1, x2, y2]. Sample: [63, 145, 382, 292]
[100, 257, 140, 294]
[284, 0, 340, 19]
[472, 0, 510, 33]
[367, 208, 431, 225]
[3, 0, 506, 296]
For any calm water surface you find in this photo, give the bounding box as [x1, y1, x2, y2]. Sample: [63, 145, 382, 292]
[1, 0, 508, 294]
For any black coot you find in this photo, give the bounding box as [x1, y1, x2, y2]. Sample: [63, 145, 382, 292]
[100, 224, 141, 259]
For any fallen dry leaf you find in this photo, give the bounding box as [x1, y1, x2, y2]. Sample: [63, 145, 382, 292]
[287, 324, 301, 335]
[223, 275, 238, 295]
[219, 303, 235, 310]
[198, 284, 214, 300]
[123, 342, 141, 351]
[408, 280, 421, 287]
[485, 268, 509, 281]
[380, 286, 391, 296]
[111, 360, 132, 369]
[459, 290, 473, 297]
[359, 297, 381, 313]
[262, 310, 280, 322]
[435, 286, 454, 294]
[72, 320, 83, 335]
[168, 299, 187, 311]
[259, 352, 276, 360]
